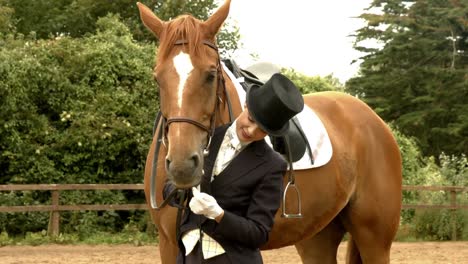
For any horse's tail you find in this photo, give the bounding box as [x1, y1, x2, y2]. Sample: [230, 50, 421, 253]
[346, 236, 363, 264]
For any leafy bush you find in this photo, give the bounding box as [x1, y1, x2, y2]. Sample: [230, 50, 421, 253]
[392, 125, 435, 223]
[412, 209, 466, 241]
[408, 154, 468, 240]
[0, 191, 49, 234]
[282, 68, 345, 94]
[390, 125, 467, 241]
[0, 15, 157, 235]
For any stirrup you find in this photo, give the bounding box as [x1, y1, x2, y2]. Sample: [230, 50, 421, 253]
[281, 181, 302, 218]
[281, 137, 302, 218]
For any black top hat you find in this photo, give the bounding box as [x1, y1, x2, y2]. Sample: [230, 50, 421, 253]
[246, 73, 304, 136]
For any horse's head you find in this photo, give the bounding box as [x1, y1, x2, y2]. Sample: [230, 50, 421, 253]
[137, 0, 232, 188]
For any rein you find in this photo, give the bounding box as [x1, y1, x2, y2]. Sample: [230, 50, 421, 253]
[149, 39, 233, 210]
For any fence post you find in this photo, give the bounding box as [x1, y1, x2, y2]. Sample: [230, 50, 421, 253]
[48, 190, 60, 236]
[450, 190, 457, 241]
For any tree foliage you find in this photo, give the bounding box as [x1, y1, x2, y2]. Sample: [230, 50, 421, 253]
[282, 68, 345, 94]
[1, 0, 240, 51]
[0, 16, 156, 235]
[410, 153, 468, 240]
[0, 4, 14, 34]
[393, 123, 468, 240]
[0, 0, 234, 237]
[0, 15, 156, 185]
[346, 0, 468, 157]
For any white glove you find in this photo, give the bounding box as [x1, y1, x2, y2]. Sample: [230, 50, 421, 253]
[189, 187, 224, 219]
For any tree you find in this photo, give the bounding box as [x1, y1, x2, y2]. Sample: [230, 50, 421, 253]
[1, 0, 240, 51]
[282, 68, 345, 94]
[0, 5, 14, 34]
[347, 0, 467, 157]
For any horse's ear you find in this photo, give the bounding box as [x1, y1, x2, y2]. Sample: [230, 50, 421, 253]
[204, 0, 231, 39]
[137, 2, 165, 38]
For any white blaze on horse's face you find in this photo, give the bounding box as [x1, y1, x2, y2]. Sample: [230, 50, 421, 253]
[172, 51, 194, 110]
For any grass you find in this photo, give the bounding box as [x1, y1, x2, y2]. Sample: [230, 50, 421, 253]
[0, 230, 158, 246]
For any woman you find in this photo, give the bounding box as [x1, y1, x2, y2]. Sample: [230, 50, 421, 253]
[165, 73, 304, 263]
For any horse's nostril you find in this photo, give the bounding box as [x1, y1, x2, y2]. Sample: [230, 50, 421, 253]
[191, 153, 200, 169]
[165, 158, 171, 170]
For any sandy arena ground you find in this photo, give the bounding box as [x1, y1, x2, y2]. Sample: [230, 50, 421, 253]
[1, 242, 467, 263]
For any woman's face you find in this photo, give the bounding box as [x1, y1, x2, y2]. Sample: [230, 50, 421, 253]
[235, 106, 268, 143]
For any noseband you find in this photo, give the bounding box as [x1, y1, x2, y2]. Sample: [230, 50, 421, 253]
[161, 40, 225, 156]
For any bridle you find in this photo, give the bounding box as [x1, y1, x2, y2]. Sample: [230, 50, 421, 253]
[160, 39, 226, 156]
[150, 39, 231, 211]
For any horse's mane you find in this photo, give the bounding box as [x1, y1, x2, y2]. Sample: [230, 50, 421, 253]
[158, 15, 206, 62]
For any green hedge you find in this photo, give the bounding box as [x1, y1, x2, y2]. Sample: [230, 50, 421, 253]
[395, 124, 468, 240]
[0, 15, 157, 235]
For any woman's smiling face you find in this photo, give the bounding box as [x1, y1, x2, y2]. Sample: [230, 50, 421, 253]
[235, 106, 267, 143]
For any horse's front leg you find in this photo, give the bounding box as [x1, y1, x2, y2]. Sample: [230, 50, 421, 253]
[158, 233, 178, 263]
[153, 207, 179, 264]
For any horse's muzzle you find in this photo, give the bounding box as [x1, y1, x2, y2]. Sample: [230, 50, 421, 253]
[165, 152, 203, 189]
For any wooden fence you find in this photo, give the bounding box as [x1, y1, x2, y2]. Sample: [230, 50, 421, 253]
[401, 185, 468, 241]
[0, 184, 467, 239]
[0, 184, 147, 236]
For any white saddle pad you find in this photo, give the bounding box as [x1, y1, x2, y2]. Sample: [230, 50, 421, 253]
[283, 106, 333, 169]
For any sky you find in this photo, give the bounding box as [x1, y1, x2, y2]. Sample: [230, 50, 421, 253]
[223, 0, 373, 83]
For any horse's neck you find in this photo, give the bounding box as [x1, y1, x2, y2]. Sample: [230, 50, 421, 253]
[217, 71, 243, 126]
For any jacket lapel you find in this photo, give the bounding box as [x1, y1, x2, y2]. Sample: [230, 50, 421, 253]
[212, 140, 268, 188]
[201, 124, 230, 194]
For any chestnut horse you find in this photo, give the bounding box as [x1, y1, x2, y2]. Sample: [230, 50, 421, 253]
[137, 1, 402, 263]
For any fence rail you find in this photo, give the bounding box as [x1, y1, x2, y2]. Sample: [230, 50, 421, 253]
[402, 185, 468, 210]
[402, 185, 467, 241]
[0, 184, 467, 238]
[0, 184, 147, 236]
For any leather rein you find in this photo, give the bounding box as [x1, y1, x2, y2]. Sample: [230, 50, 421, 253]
[149, 40, 233, 210]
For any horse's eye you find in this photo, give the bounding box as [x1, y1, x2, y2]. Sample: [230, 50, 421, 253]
[206, 71, 216, 83]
